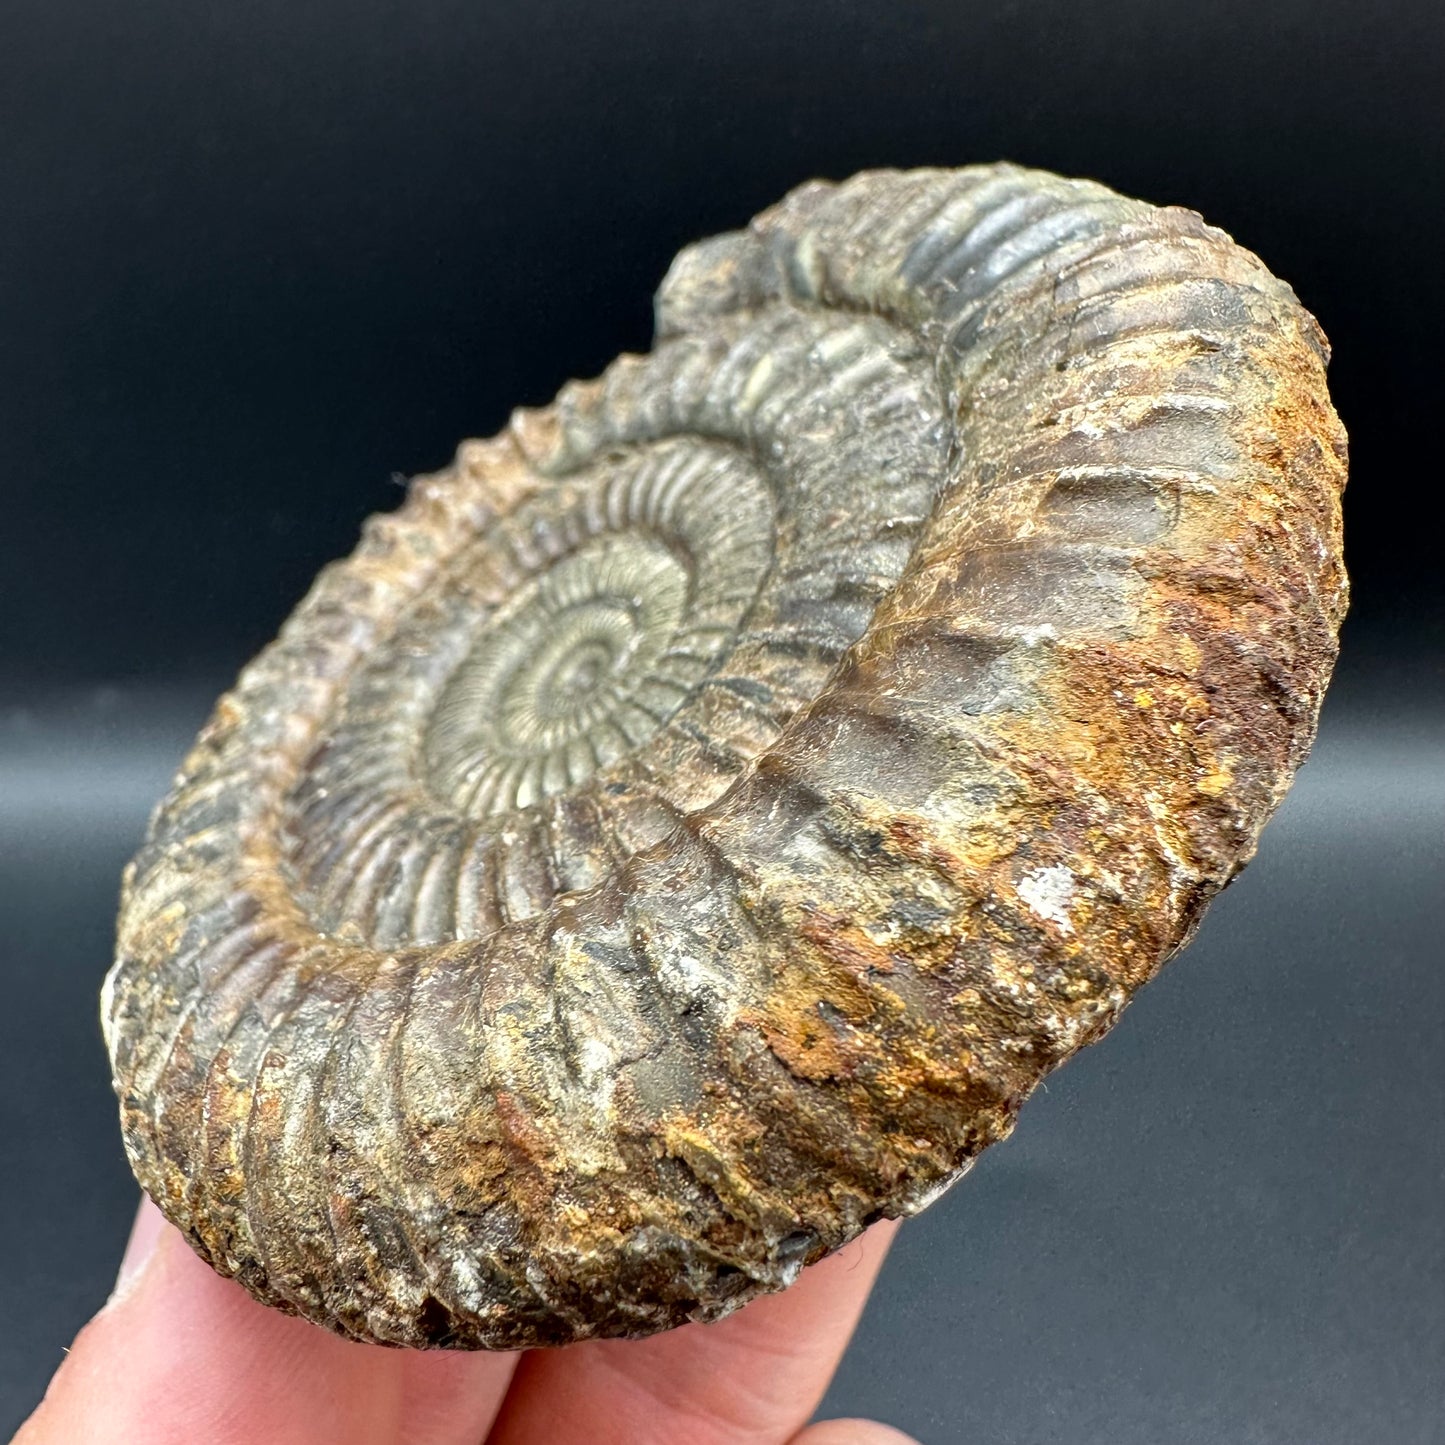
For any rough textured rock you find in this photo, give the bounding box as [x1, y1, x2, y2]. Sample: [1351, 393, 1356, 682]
[103, 163, 1348, 1349]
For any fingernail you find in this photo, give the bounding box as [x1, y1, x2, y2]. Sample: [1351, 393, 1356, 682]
[110, 1197, 167, 1304]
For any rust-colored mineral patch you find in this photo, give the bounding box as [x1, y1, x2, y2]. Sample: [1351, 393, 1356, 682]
[103, 164, 1347, 1348]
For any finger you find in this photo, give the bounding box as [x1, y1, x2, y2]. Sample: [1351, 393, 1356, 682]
[790, 1422, 922, 1445]
[487, 1218, 899, 1445]
[15, 1198, 519, 1445]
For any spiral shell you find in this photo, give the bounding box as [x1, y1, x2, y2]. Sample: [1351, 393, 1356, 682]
[103, 164, 1347, 1348]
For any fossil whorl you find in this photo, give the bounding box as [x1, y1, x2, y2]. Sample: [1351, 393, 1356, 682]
[103, 163, 1347, 1349]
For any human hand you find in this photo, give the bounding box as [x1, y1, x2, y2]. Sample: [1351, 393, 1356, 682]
[15, 1199, 920, 1444]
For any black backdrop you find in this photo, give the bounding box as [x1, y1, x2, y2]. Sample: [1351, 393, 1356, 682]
[2, 2, 1441, 1440]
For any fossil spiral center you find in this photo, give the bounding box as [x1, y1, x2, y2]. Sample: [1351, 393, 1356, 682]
[390, 438, 781, 821]
[422, 534, 697, 811]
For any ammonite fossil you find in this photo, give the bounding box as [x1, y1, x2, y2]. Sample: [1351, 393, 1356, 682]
[103, 164, 1347, 1349]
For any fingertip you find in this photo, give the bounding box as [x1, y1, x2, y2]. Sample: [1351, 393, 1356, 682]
[394, 1345, 522, 1444]
[791, 1419, 923, 1445]
[803, 1217, 900, 1287]
[714, 1216, 901, 1351]
[487, 1218, 907, 1445]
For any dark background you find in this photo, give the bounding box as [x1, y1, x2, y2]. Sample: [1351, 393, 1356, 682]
[2, 2, 1441, 1440]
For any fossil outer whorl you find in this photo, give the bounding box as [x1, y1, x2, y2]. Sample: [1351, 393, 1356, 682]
[103, 164, 1348, 1349]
